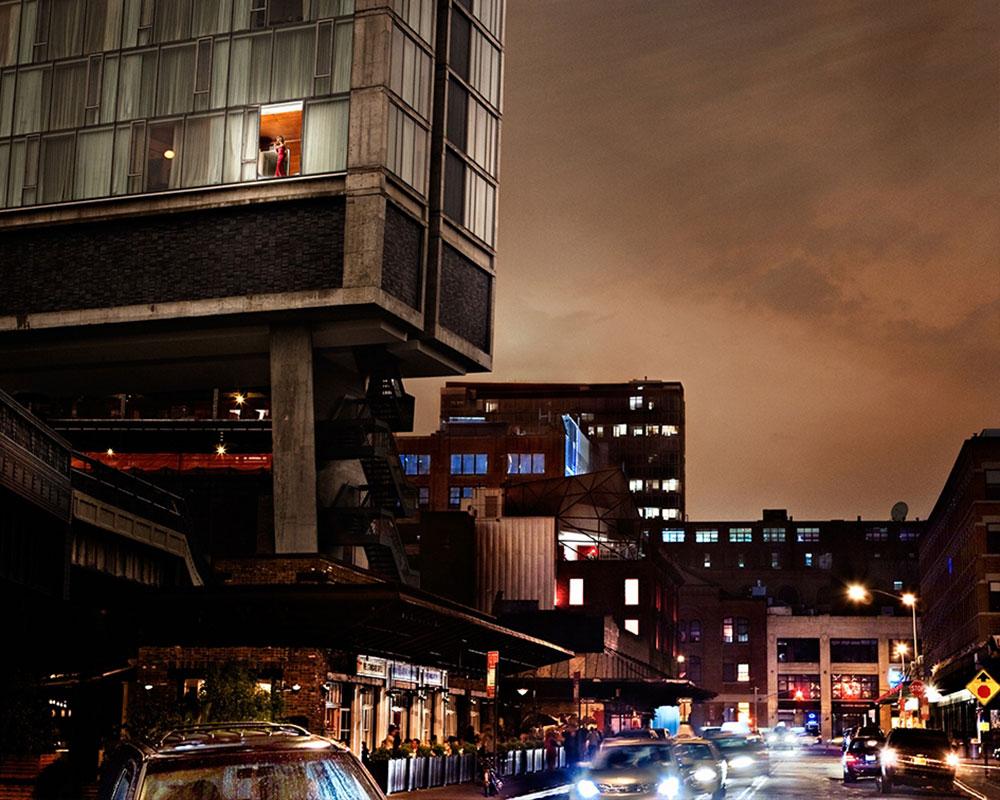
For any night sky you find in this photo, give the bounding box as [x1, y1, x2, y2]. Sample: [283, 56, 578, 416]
[412, 0, 1000, 521]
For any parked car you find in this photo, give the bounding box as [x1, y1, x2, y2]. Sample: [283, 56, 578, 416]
[842, 724, 885, 753]
[877, 727, 960, 794]
[841, 732, 884, 782]
[573, 737, 726, 799]
[712, 735, 770, 778]
[98, 722, 385, 800]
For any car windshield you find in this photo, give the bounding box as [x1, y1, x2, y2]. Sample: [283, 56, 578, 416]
[714, 738, 750, 751]
[593, 744, 673, 770]
[889, 730, 950, 751]
[673, 743, 714, 765]
[139, 751, 381, 800]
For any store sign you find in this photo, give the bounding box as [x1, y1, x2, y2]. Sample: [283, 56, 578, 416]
[422, 668, 445, 688]
[357, 655, 388, 679]
[392, 662, 419, 685]
[486, 651, 499, 699]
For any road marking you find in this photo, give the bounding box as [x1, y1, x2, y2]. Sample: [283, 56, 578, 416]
[955, 778, 988, 800]
[730, 774, 768, 800]
[509, 784, 572, 800]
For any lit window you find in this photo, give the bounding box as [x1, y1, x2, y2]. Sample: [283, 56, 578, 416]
[796, 527, 820, 543]
[595, 425, 604, 437]
[569, 578, 584, 606]
[643, 507, 660, 519]
[737, 702, 751, 724]
[632, 426, 644, 436]
[485, 400, 498, 413]
[507, 453, 545, 474]
[893, 580, 904, 591]
[737, 663, 750, 682]
[695, 530, 718, 543]
[804, 552, 813, 567]
[899, 529, 919, 542]
[762, 528, 786, 542]
[689, 621, 702, 642]
[646, 425, 660, 435]
[624, 618, 639, 635]
[629, 479, 643, 492]
[629, 395, 643, 410]
[259, 101, 304, 178]
[450, 453, 488, 474]
[662, 530, 685, 543]
[729, 528, 752, 543]
[646, 479, 660, 491]
[448, 486, 474, 507]
[662, 425, 679, 436]
[736, 617, 750, 643]
[865, 527, 889, 541]
[771, 552, 780, 569]
[703, 552, 711, 568]
[722, 617, 734, 643]
[418, 487, 430, 506]
[663, 479, 680, 492]
[612, 424, 627, 437]
[400, 453, 431, 475]
[624, 579, 640, 606]
[737, 553, 746, 568]
[663, 508, 681, 520]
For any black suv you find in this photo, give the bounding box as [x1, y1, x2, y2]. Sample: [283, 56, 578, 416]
[99, 723, 385, 800]
[877, 727, 959, 794]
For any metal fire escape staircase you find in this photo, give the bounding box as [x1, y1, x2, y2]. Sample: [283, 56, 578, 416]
[316, 370, 418, 586]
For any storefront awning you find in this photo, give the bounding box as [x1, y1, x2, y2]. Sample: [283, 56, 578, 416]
[138, 583, 574, 674]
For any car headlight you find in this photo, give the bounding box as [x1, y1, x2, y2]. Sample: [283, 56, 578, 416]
[946, 752, 960, 767]
[882, 748, 896, 766]
[729, 755, 754, 769]
[576, 779, 600, 799]
[693, 766, 717, 783]
[657, 776, 680, 797]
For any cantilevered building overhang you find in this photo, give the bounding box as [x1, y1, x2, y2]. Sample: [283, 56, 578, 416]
[138, 582, 574, 675]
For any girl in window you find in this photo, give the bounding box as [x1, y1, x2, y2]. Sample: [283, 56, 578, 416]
[274, 136, 289, 177]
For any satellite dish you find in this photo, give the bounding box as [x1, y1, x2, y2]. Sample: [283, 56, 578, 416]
[891, 502, 908, 522]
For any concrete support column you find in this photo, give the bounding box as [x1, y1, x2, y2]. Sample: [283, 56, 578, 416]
[270, 325, 318, 553]
[820, 635, 832, 741]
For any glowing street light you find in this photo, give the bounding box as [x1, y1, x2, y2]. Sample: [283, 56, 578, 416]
[896, 642, 908, 676]
[848, 583, 920, 674]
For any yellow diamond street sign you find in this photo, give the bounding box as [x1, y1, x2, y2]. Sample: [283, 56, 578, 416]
[967, 669, 1000, 706]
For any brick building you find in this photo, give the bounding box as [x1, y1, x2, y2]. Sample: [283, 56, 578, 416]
[921, 429, 1000, 739]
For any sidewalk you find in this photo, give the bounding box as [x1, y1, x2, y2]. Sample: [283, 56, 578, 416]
[392, 768, 572, 800]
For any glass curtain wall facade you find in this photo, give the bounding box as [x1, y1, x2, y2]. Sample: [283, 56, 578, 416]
[0, 0, 354, 208]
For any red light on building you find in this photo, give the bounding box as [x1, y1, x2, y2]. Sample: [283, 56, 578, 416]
[793, 689, 805, 701]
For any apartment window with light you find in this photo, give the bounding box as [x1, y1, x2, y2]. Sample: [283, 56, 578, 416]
[893, 580, 904, 591]
[450, 453, 487, 474]
[663, 508, 681, 520]
[595, 425, 604, 437]
[624, 619, 639, 635]
[737, 553, 746, 568]
[865, 527, 889, 542]
[507, 453, 544, 474]
[899, 528, 919, 542]
[722, 617, 734, 643]
[624, 578, 640, 606]
[645, 425, 660, 435]
[737, 663, 750, 682]
[612, 424, 627, 437]
[569, 578, 584, 606]
[400, 453, 431, 475]
[695, 530, 718, 543]
[703, 552, 711, 568]
[646, 479, 660, 491]
[629, 479, 643, 492]
[629, 395, 643, 410]
[643, 507, 660, 519]
[689, 620, 702, 642]
[804, 552, 813, 567]
[736, 617, 749, 643]
[632, 426, 644, 436]
[448, 486, 474, 507]
[729, 527, 752, 543]
[663, 479, 680, 492]
[662, 530, 685, 543]
[771, 551, 780, 569]
[796, 527, 820, 543]
[762, 528, 786, 542]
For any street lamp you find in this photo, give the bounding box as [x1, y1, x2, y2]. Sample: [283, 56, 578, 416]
[847, 584, 920, 675]
[895, 642, 908, 677]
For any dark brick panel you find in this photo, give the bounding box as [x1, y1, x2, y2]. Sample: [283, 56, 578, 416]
[0, 197, 346, 316]
[439, 243, 491, 353]
[381, 202, 422, 310]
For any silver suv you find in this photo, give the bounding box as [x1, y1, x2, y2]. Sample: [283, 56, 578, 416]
[99, 723, 384, 800]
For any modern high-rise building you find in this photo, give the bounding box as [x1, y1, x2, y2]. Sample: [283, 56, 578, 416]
[0, 0, 505, 556]
[441, 380, 686, 538]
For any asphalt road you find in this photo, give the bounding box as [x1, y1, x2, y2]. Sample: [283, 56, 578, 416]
[539, 750, 995, 800]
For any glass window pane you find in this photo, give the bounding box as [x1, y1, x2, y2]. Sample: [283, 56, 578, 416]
[449, 10, 469, 81]
[7, 137, 26, 206]
[181, 113, 225, 187]
[39, 133, 75, 203]
[13, 66, 50, 134]
[46, 0, 85, 59]
[467, 97, 497, 177]
[117, 49, 156, 120]
[111, 122, 131, 194]
[18, 0, 36, 63]
[146, 120, 181, 190]
[0, 69, 14, 136]
[0, 1, 21, 66]
[85, 0, 123, 53]
[269, 0, 303, 25]
[153, 0, 192, 42]
[272, 26, 314, 100]
[332, 20, 352, 93]
[193, 0, 232, 36]
[51, 60, 87, 130]
[74, 127, 113, 198]
[156, 44, 196, 115]
[444, 149, 464, 220]
[447, 78, 467, 149]
[302, 97, 347, 173]
[0, 140, 8, 207]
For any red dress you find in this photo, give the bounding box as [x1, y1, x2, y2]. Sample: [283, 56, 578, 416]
[275, 145, 289, 177]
